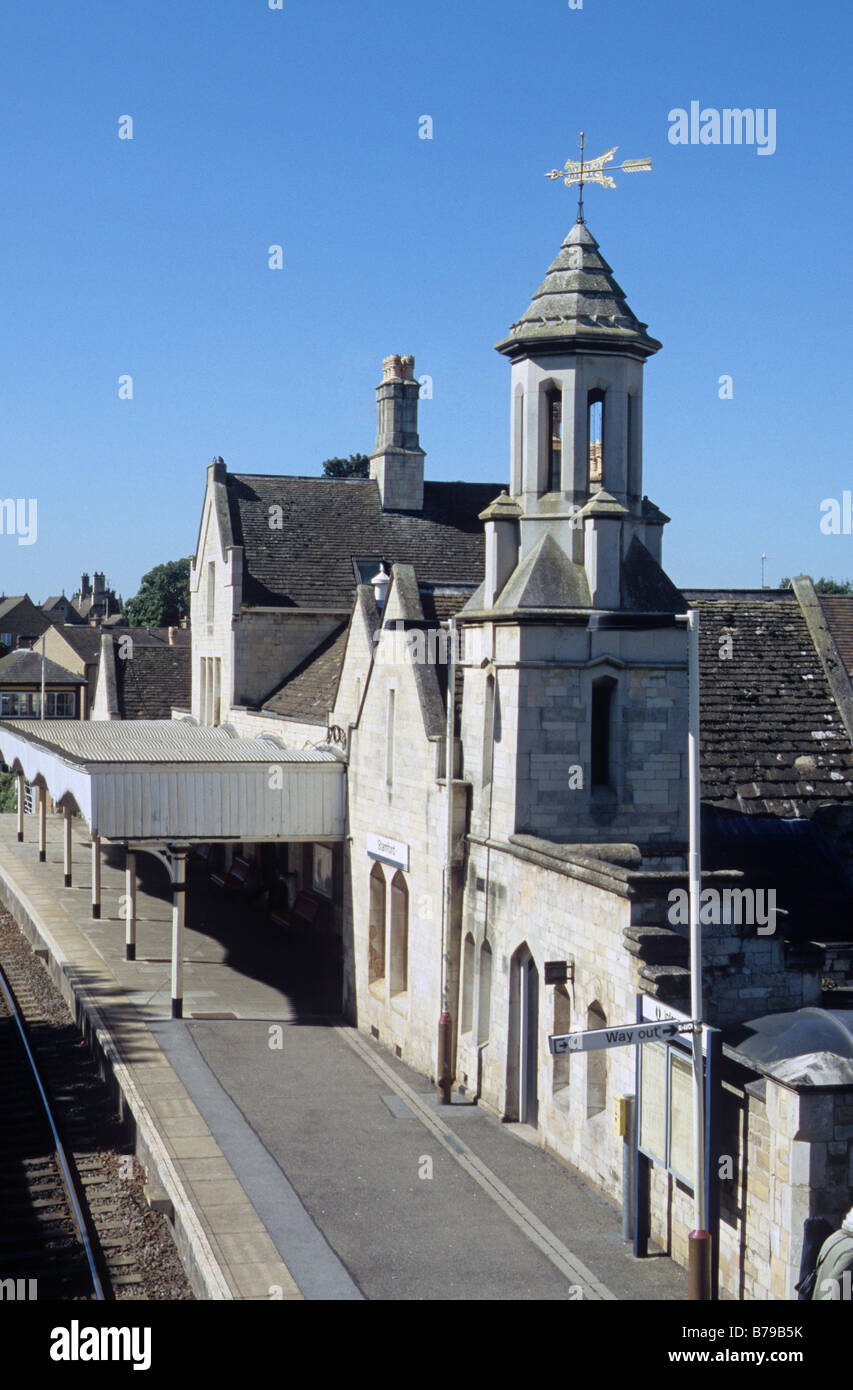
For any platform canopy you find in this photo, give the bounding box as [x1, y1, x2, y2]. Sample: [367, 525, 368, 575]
[0, 719, 345, 842]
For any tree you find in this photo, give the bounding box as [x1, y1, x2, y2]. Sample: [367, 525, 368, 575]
[122, 557, 192, 627]
[779, 576, 853, 594]
[321, 454, 370, 479]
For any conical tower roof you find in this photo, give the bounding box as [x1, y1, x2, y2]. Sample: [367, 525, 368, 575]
[495, 220, 661, 360]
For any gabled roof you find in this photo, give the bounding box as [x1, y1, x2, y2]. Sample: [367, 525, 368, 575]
[495, 220, 662, 360]
[114, 646, 192, 720]
[0, 649, 85, 686]
[262, 624, 349, 724]
[685, 592, 853, 816]
[225, 472, 500, 608]
[0, 595, 53, 636]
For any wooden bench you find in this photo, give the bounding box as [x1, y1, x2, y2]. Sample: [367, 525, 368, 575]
[269, 888, 328, 936]
[210, 855, 253, 893]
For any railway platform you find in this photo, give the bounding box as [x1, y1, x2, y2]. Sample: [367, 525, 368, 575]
[0, 812, 687, 1302]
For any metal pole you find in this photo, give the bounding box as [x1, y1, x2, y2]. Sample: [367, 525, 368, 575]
[16, 772, 24, 842]
[63, 805, 72, 887]
[125, 850, 137, 962]
[686, 608, 710, 1299]
[40, 649, 45, 720]
[91, 836, 101, 919]
[171, 850, 186, 1019]
[437, 616, 455, 1104]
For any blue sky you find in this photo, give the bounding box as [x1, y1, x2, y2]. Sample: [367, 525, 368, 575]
[0, 0, 850, 601]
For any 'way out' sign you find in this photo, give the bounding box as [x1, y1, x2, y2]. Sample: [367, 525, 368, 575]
[548, 1020, 681, 1055]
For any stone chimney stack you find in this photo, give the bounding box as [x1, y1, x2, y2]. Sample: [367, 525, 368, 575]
[369, 354, 425, 511]
[168, 626, 176, 646]
[80, 573, 91, 600]
[93, 572, 105, 597]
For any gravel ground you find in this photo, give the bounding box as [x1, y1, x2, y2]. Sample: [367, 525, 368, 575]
[0, 908, 194, 1300]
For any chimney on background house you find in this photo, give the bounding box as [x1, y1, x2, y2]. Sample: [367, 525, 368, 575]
[80, 573, 91, 600]
[369, 355, 425, 512]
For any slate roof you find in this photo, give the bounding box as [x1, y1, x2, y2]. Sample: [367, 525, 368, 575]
[0, 650, 85, 686]
[495, 220, 662, 360]
[685, 592, 853, 817]
[262, 624, 349, 724]
[56, 626, 190, 664]
[0, 596, 53, 640]
[819, 596, 853, 676]
[225, 473, 500, 608]
[114, 647, 192, 721]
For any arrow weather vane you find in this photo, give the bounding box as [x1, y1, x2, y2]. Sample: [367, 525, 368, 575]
[546, 132, 652, 223]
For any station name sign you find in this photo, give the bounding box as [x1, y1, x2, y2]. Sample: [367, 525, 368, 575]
[366, 833, 409, 871]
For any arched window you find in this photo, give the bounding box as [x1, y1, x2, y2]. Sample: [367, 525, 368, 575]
[552, 986, 572, 1094]
[546, 388, 562, 493]
[591, 676, 617, 788]
[389, 871, 408, 996]
[588, 389, 605, 487]
[368, 863, 386, 985]
[461, 932, 475, 1033]
[586, 1002, 607, 1118]
[477, 940, 493, 1045]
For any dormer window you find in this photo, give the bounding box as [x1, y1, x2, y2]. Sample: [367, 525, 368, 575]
[546, 389, 562, 492]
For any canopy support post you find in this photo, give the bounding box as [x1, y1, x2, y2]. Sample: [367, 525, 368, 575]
[91, 836, 101, 918]
[125, 849, 136, 961]
[63, 805, 73, 887]
[38, 786, 46, 863]
[171, 849, 188, 1019]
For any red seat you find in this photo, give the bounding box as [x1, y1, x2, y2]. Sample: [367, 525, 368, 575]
[210, 855, 252, 892]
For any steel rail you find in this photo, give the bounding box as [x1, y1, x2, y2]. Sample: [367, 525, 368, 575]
[0, 963, 105, 1300]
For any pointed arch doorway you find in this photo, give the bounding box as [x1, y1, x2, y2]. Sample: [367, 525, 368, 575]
[507, 945, 539, 1127]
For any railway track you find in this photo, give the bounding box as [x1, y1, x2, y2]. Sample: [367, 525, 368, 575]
[0, 957, 140, 1300]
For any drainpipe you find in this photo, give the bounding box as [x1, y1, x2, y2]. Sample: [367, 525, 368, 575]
[685, 609, 710, 1299]
[437, 615, 455, 1105]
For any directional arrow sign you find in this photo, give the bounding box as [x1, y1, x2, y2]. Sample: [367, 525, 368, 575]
[548, 1020, 681, 1055]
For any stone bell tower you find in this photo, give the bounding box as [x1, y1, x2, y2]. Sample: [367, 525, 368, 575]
[491, 219, 674, 608]
[460, 219, 689, 852]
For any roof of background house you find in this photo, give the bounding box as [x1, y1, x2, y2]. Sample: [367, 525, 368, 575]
[0, 650, 86, 685]
[51, 626, 190, 663]
[114, 646, 192, 720]
[0, 595, 53, 634]
[684, 592, 853, 817]
[225, 473, 500, 608]
[818, 595, 853, 675]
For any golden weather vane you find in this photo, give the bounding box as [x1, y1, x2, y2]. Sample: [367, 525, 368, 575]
[546, 132, 652, 223]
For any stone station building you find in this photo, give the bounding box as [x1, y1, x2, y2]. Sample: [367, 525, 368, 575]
[3, 215, 852, 1301]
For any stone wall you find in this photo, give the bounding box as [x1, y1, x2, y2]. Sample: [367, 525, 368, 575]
[649, 1068, 853, 1300]
[460, 618, 689, 848]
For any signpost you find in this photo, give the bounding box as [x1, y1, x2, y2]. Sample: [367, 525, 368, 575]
[548, 1020, 682, 1054]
